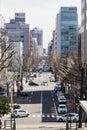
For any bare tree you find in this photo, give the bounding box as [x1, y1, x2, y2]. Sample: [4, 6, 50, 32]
[48, 53, 83, 114]
[0, 28, 15, 72]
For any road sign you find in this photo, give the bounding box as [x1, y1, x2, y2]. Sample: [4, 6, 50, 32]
[12, 74, 17, 80]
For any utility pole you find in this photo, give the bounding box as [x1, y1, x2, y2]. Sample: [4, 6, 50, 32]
[78, 34, 84, 128]
[79, 67, 84, 128]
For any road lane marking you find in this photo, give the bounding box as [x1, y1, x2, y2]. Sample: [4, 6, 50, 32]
[42, 115, 45, 117]
[47, 115, 50, 118]
[40, 91, 43, 115]
[28, 114, 57, 118]
[32, 115, 36, 117]
[51, 92, 58, 116]
[53, 101, 58, 115]
[2, 114, 58, 118]
[52, 115, 55, 118]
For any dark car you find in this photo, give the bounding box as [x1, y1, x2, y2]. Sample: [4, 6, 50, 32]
[13, 104, 20, 110]
[21, 91, 28, 96]
[29, 81, 39, 86]
[33, 74, 36, 78]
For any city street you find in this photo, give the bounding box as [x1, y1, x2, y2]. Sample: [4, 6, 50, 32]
[1, 1, 87, 130]
[1, 72, 67, 129]
[1, 72, 86, 130]
[15, 72, 59, 125]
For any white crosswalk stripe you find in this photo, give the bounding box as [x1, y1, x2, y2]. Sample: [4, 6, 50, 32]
[28, 114, 57, 118]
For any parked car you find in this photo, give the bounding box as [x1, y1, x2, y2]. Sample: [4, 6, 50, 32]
[13, 104, 20, 110]
[58, 104, 67, 114]
[56, 113, 79, 122]
[58, 96, 67, 103]
[56, 91, 64, 97]
[54, 84, 62, 92]
[49, 75, 55, 82]
[11, 109, 29, 118]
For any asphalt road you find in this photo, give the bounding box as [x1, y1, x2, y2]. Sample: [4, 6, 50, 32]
[13, 72, 59, 125]
[1, 72, 68, 129]
[1, 72, 85, 130]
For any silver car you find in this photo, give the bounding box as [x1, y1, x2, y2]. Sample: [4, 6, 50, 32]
[57, 113, 79, 122]
[11, 109, 29, 118]
[58, 104, 67, 114]
[58, 96, 67, 103]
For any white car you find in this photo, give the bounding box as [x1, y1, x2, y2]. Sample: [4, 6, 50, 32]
[49, 75, 55, 82]
[57, 113, 79, 122]
[58, 96, 67, 103]
[56, 91, 64, 97]
[11, 109, 29, 118]
[58, 104, 67, 114]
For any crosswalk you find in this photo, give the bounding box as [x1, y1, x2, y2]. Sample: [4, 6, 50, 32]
[3, 113, 58, 119]
[23, 87, 54, 91]
[28, 114, 57, 118]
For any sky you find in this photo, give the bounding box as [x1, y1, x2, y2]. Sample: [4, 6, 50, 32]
[0, 0, 81, 48]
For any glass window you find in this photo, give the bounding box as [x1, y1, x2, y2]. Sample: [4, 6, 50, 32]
[61, 15, 77, 21]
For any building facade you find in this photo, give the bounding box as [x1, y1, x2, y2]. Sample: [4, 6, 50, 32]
[81, 0, 87, 64]
[5, 12, 29, 57]
[30, 27, 43, 57]
[13, 42, 23, 72]
[56, 7, 78, 56]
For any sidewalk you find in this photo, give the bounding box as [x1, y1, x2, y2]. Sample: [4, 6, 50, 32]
[15, 123, 87, 130]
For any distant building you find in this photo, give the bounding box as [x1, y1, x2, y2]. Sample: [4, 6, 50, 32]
[56, 7, 78, 56]
[5, 12, 29, 57]
[30, 27, 43, 57]
[30, 27, 43, 46]
[48, 40, 53, 55]
[52, 30, 57, 55]
[43, 48, 46, 55]
[13, 42, 23, 72]
[32, 38, 38, 58]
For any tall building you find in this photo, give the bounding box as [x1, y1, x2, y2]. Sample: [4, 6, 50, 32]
[56, 7, 78, 56]
[30, 27, 43, 57]
[5, 12, 29, 57]
[13, 42, 23, 72]
[81, 0, 87, 64]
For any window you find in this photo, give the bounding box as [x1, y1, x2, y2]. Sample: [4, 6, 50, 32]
[20, 35, 24, 38]
[61, 15, 77, 21]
